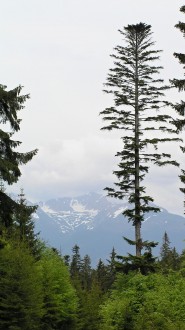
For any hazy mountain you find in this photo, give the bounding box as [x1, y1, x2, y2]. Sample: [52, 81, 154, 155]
[33, 192, 185, 266]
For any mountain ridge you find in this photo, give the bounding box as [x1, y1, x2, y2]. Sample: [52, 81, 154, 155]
[31, 192, 185, 265]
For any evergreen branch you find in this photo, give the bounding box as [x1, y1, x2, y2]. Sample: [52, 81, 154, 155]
[170, 78, 185, 91]
[154, 160, 179, 167]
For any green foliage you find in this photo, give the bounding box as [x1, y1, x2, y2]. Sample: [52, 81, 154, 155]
[0, 240, 78, 330]
[74, 277, 103, 330]
[106, 247, 117, 287]
[70, 244, 81, 279]
[80, 254, 92, 290]
[100, 272, 185, 330]
[39, 247, 77, 330]
[69, 246, 111, 330]
[96, 259, 110, 292]
[0, 241, 43, 330]
[115, 237, 158, 275]
[0, 82, 80, 329]
[116, 252, 157, 275]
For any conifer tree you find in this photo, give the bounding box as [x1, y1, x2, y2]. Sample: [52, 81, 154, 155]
[96, 259, 110, 292]
[160, 232, 180, 272]
[14, 189, 40, 257]
[170, 247, 180, 271]
[0, 84, 38, 230]
[106, 247, 116, 287]
[160, 231, 171, 263]
[100, 23, 180, 258]
[70, 244, 81, 279]
[81, 254, 92, 290]
[116, 240, 157, 275]
[0, 241, 43, 329]
[39, 247, 77, 330]
[170, 5, 185, 211]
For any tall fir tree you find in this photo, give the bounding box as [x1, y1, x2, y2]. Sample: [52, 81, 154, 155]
[0, 84, 37, 231]
[100, 23, 180, 258]
[170, 5, 185, 212]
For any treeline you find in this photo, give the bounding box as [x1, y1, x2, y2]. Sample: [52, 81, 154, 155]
[65, 234, 185, 330]
[2, 225, 185, 330]
[0, 188, 77, 329]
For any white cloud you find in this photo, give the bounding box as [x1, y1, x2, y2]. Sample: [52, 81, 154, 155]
[1, 0, 185, 217]
[9, 135, 121, 200]
[9, 133, 185, 216]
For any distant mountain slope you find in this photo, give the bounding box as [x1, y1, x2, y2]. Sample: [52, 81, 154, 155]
[33, 192, 185, 265]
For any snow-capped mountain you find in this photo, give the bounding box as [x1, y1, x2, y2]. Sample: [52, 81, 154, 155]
[38, 192, 126, 234]
[39, 195, 100, 233]
[34, 192, 185, 265]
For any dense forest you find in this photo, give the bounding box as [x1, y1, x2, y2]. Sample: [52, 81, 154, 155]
[1, 3, 185, 330]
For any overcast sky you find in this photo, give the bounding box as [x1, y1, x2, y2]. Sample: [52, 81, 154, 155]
[1, 0, 185, 215]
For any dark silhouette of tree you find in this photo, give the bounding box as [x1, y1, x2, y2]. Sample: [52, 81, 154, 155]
[14, 189, 40, 257]
[81, 254, 92, 290]
[0, 84, 37, 231]
[170, 5, 185, 212]
[160, 232, 180, 272]
[100, 23, 180, 258]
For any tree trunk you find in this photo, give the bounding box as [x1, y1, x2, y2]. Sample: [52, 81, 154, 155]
[135, 32, 141, 257]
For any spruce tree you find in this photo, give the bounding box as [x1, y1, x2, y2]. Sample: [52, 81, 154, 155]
[170, 5, 185, 211]
[14, 189, 40, 257]
[0, 84, 38, 230]
[160, 232, 180, 272]
[160, 231, 171, 263]
[106, 247, 116, 287]
[70, 244, 81, 279]
[81, 255, 92, 290]
[100, 23, 180, 258]
[96, 259, 110, 292]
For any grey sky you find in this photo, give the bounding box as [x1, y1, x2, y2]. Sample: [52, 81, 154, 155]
[1, 0, 185, 215]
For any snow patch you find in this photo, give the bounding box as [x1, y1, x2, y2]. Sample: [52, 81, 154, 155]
[70, 199, 98, 216]
[113, 207, 127, 218]
[32, 213, 39, 219]
[70, 199, 86, 212]
[41, 204, 57, 214]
